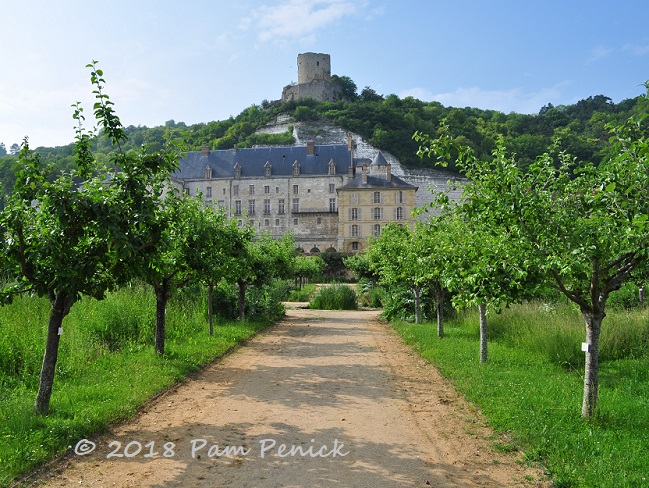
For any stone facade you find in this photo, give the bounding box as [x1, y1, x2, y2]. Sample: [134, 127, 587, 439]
[337, 153, 418, 252]
[170, 141, 417, 253]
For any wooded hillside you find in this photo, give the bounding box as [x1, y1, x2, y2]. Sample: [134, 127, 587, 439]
[1, 78, 645, 207]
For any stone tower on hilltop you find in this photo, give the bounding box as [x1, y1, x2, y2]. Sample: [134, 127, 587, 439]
[297, 52, 331, 84]
[281, 52, 343, 103]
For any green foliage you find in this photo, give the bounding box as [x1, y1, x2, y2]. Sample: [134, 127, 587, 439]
[317, 248, 352, 282]
[415, 90, 649, 416]
[309, 284, 358, 310]
[286, 283, 317, 302]
[293, 255, 326, 288]
[393, 304, 649, 487]
[607, 282, 645, 310]
[3, 83, 644, 208]
[0, 62, 182, 414]
[0, 284, 268, 484]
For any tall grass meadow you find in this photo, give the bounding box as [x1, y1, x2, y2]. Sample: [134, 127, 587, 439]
[393, 297, 649, 487]
[0, 282, 273, 486]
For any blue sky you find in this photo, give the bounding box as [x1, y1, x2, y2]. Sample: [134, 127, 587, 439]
[1, 0, 648, 149]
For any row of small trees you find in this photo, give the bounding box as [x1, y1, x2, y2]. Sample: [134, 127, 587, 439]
[358, 86, 649, 419]
[0, 63, 312, 416]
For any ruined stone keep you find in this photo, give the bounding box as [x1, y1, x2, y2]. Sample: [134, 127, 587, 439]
[281, 52, 344, 103]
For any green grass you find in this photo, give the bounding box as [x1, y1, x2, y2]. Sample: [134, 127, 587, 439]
[0, 284, 270, 486]
[392, 302, 649, 488]
[285, 283, 317, 302]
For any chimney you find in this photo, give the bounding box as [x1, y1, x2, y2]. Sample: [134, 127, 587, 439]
[307, 140, 315, 155]
[362, 163, 368, 184]
[386, 163, 391, 182]
[201, 146, 209, 156]
[347, 132, 353, 151]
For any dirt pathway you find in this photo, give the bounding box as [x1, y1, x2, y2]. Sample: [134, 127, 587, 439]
[32, 308, 546, 487]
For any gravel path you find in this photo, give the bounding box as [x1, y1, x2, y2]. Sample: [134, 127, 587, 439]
[33, 307, 546, 487]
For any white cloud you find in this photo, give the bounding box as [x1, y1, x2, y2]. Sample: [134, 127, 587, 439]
[400, 83, 572, 115]
[241, 0, 360, 44]
[586, 45, 613, 64]
[623, 43, 649, 56]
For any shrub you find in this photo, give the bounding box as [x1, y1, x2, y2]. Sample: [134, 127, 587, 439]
[286, 283, 316, 302]
[309, 285, 357, 310]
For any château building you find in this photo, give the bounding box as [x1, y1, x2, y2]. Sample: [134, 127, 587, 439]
[170, 138, 417, 253]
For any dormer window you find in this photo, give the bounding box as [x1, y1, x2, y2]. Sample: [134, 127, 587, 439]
[292, 160, 300, 177]
[264, 161, 272, 178]
[234, 162, 241, 179]
[328, 159, 336, 176]
[205, 165, 213, 179]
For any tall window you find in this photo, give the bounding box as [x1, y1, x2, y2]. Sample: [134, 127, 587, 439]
[351, 192, 358, 204]
[373, 191, 381, 204]
[248, 199, 255, 215]
[396, 207, 404, 220]
[293, 184, 299, 195]
[234, 200, 242, 216]
[351, 224, 359, 237]
[233, 185, 239, 196]
[329, 183, 335, 193]
[292, 198, 299, 213]
[350, 208, 359, 221]
[249, 184, 255, 195]
[329, 198, 337, 212]
[372, 224, 381, 237]
[264, 199, 271, 214]
[278, 199, 285, 214]
[205, 186, 212, 197]
[264, 185, 270, 194]
[397, 191, 405, 204]
[373, 207, 383, 220]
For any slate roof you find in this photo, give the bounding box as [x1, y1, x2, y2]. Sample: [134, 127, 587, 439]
[173, 144, 356, 180]
[337, 172, 417, 190]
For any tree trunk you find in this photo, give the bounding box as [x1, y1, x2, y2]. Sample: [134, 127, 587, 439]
[208, 282, 214, 336]
[434, 282, 444, 338]
[237, 280, 247, 320]
[414, 287, 421, 324]
[34, 291, 72, 416]
[478, 303, 488, 363]
[154, 282, 169, 355]
[639, 286, 646, 308]
[582, 311, 604, 418]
